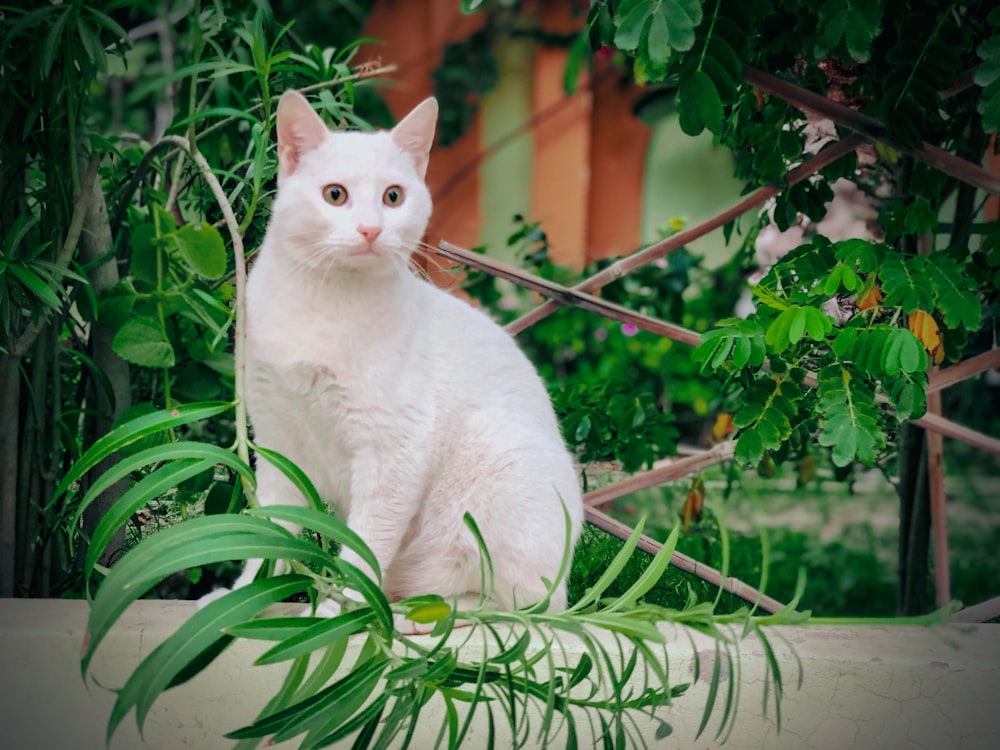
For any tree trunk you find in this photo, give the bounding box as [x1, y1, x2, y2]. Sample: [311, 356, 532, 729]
[897, 422, 931, 615]
[0, 354, 22, 597]
[77, 162, 132, 570]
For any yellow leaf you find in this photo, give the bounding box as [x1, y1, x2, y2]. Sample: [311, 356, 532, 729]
[856, 278, 883, 311]
[798, 455, 816, 485]
[908, 310, 943, 364]
[711, 412, 734, 443]
[679, 476, 705, 532]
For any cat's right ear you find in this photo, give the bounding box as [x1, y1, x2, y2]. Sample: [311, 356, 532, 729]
[276, 90, 329, 179]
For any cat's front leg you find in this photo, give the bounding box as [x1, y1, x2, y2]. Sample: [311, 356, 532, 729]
[197, 457, 307, 608]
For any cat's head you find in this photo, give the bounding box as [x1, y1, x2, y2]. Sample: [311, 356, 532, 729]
[269, 90, 437, 275]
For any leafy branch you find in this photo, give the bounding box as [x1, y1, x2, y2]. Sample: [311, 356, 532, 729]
[66, 404, 802, 748]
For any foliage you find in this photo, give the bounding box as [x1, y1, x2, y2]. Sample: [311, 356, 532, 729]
[4, 0, 996, 744]
[433, 29, 500, 146]
[67, 403, 804, 748]
[554, 378, 679, 479]
[691, 233, 988, 468]
[0, 0, 387, 597]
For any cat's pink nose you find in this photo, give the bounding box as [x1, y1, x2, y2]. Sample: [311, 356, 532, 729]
[357, 225, 382, 243]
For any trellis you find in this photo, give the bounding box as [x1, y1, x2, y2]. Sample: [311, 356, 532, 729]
[429, 69, 1000, 621]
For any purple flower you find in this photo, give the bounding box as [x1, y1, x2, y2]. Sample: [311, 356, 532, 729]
[621, 324, 638, 337]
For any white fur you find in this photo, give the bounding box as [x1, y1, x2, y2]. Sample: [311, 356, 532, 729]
[226, 92, 583, 625]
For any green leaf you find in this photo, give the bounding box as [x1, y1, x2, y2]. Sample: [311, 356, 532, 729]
[7, 263, 62, 308]
[403, 598, 453, 625]
[692, 318, 766, 374]
[567, 517, 646, 613]
[765, 307, 811, 352]
[927, 255, 982, 330]
[249, 504, 381, 589]
[816, 365, 885, 467]
[171, 223, 227, 280]
[82, 515, 332, 677]
[252, 446, 328, 514]
[72, 441, 254, 529]
[225, 617, 324, 641]
[226, 657, 388, 742]
[613, 0, 653, 52]
[879, 255, 933, 313]
[604, 524, 680, 612]
[256, 609, 376, 665]
[84, 458, 218, 578]
[678, 69, 724, 136]
[880, 328, 926, 376]
[106, 576, 311, 742]
[338, 560, 393, 633]
[834, 238, 883, 274]
[488, 630, 532, 666]
[112, 317, 176, 369]
[51, 401, 234, 506]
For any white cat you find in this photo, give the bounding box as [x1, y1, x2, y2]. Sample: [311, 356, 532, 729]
[222, 91, 583, 633]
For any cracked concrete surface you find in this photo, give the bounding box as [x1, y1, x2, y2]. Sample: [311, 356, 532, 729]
[0, 600, 997, 749]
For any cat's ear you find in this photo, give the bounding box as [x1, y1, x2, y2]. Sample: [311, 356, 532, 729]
[276, 90, 329, 179]
[391, 98, 438, 179]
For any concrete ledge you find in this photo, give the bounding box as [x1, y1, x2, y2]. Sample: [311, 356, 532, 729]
[1, 599, 998, 749]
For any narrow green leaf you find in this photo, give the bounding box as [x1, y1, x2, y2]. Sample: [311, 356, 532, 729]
[567, 517, 646, 613]
[71, 441, 254, 528]
[225, 617, 324, 641]
[250, 504, 380, 587]
[252, 446, 328, 513]
[256, 609, 376, 665]
[7, 263, 62, 308]
[51, 401, 234, 506]
[489, 630, 532, 666]
[107, 575, 311, 742]
[85, 458, 218, 579]
[83, 516, 330, 676]
[338, 560, 393, 633]
[312, 693, 388, 750]
[605, 524, 680, 612]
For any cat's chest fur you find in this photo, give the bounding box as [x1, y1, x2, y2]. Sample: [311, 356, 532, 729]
[245, 259, 435, 508]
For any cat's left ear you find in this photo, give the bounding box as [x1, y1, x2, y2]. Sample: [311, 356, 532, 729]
[391, 98, 438, 179]
[276, 90, 329, 180]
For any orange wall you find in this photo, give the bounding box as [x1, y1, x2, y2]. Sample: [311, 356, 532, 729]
[359, 0, 651, 270]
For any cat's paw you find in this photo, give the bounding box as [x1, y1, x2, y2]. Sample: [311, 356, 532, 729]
[197, 587, 232, 609]
[393, 612, 437, 636]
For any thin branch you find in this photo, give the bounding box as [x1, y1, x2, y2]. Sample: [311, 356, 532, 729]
[435, 241, 702, 345]
[950, 594, 1000, 623]
[913, 411, 1000, 457]
[435, 241, 1000, 459]
[584, 441, 736, 509]
[925, 386, 950, 607]
[743, 66, 1000, 196]
[927, 348, 1000, 394]
[504, 135, 865, 335]
[159, 136, 252, 480]
[585, 506, 785, 615]
[12, 158, 101, 359]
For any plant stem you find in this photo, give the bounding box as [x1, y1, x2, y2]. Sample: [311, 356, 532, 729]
[159, 136, 254, 501]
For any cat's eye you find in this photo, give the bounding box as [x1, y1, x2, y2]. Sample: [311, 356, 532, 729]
[323, 184, 348, 206]
[383, 185, 405, 207]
